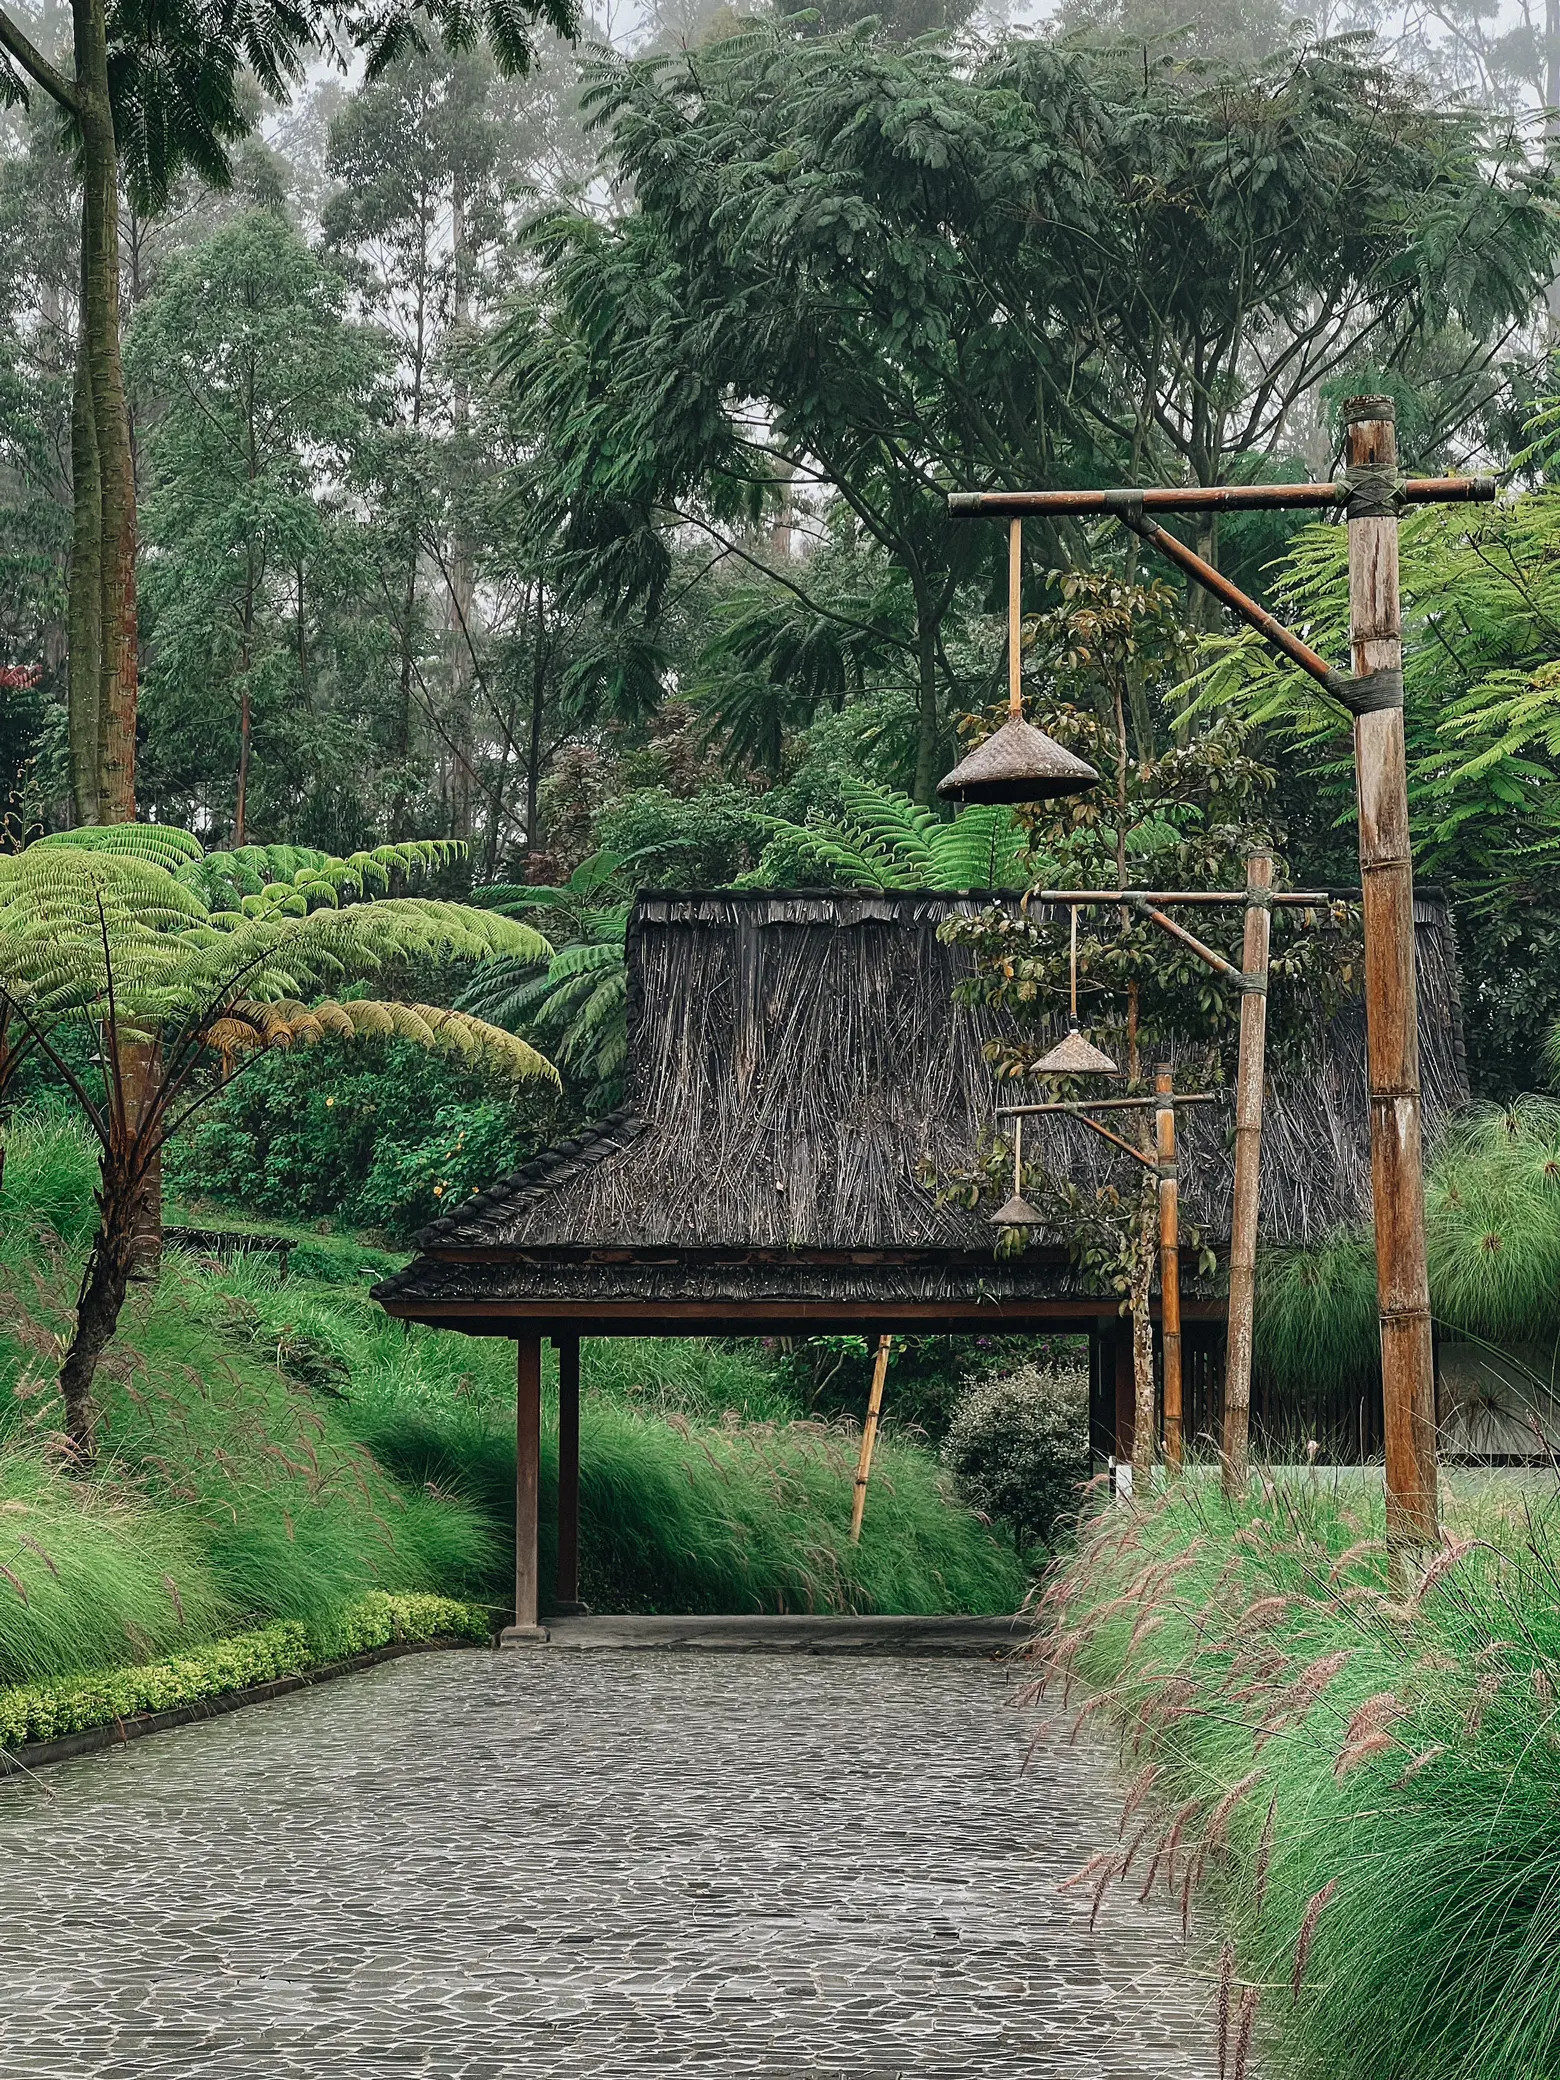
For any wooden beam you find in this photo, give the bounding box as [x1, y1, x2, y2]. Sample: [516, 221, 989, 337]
[555, 1335, 582, 1613]
[1345, 397, 1439, 1558]
[948, 477, 1495, 518]
[378, 1295, 1230, 1334]
[1114, 1321, 1135, 1471]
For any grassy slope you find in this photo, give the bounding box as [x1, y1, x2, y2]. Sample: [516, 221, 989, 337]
[0, 1115, 1024, 1692]
[1045, 1473, 1560, 2080]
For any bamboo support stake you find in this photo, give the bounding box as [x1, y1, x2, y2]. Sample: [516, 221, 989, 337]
[1345, 397, 1439, 1556]
[1222, 847, 1273, 1496]
[1156, 1066, 1182, 1469]
[850, 1334, 893, 1543]
[555, 1334, 582, 1612]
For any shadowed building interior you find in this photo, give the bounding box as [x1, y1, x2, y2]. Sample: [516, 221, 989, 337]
[374, 889, 1471, 1626]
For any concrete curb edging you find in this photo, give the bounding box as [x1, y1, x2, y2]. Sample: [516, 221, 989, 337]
[517, 1614, 1031, 1656]
[0, 1637, 483, 1778]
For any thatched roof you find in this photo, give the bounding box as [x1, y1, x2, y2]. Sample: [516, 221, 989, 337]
[374, 889, 1468, 1331]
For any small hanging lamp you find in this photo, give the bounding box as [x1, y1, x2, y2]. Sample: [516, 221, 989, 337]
[938, 520, 1101, 805]
[990, 1113, 1044, 1227]
[1034, 907, 1119, 1076]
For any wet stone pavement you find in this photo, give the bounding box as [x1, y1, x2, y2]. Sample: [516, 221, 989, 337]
[0, 1651, 1215, 2079]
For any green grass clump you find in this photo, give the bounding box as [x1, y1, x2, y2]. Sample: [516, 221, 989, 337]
[1044, 1473, 1560, 2080]
[1257, 1100, 1560, 1388]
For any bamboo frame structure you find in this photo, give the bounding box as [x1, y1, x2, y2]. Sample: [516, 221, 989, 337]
[950, 425, 1484, 1547]
[850, 1333, 893, 1542]
[1223, 850, 1273, 1494]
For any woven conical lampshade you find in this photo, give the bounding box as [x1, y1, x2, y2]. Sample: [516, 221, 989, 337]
[1035, 1022, 1119, 1076]
[990, 1191, 1044, 1228]
[937, 718, 1099, 805]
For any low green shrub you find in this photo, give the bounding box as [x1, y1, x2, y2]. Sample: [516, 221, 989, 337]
[942, 1360, 1089, 1550]
[1042, 1474, 1560, 2080]
[0, 1591, 488, 1749]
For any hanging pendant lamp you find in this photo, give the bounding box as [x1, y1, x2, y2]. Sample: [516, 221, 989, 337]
[1034, 907, 1118, 1076]
[938, 520, 1101, 805]
[990, 1113, 1043, 1227]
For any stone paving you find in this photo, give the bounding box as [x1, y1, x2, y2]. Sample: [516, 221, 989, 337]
[0, 1651, 1215, 2078]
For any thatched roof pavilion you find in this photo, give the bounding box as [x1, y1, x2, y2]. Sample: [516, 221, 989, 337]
[374, 889, 1468, 1633]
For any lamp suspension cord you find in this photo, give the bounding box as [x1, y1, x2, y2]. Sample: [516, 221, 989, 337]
[1009, 519, 1023, 721]
[1013, 1112, 1024, 1196]
[1069, 904, 1078, 1026]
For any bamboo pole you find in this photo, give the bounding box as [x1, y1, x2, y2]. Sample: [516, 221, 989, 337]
[949, 477, 1495, 519]
[1345, 397, 1439, 1556]
[1222, 847, 1273, 1496]
[850, 1334, 893, 1544]
[1008, 519, 1023, 718]
[1155, 1066, 1182, 1468]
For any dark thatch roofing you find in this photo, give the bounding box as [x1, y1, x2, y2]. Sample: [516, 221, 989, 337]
[374, 889, 1469, 1328]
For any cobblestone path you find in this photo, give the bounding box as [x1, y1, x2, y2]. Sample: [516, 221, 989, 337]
[0, 1651, 1215, 2079]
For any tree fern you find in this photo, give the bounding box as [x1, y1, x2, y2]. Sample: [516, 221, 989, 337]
[0, 837, 556, 1458]
[738, 782, 1031, 892]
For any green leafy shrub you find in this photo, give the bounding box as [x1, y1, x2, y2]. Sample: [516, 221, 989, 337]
[0, 1591, 489, 1749]
[942, 1361, 1089, 1550]
[168, 1036, 567, 1237]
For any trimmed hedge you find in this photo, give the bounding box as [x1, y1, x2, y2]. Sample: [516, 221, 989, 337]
[0, 1591, 490, 1750]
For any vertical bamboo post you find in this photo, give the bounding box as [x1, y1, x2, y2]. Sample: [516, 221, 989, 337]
[1008, 519, 1023, 718]
[554, 1334, 582, 1613]
[506, 1333, 544, 1640]
[1222, 846, 1273, 1494]
[1345, 396, 1439, 1556]
[850, 1334, 893, 1544]
[1155, 1066, 1182, 1469]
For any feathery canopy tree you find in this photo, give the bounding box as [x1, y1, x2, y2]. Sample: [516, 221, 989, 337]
[0, 0, 579, 835]
[0, 832, 555, 1454]
[501, 23, 1560, 802]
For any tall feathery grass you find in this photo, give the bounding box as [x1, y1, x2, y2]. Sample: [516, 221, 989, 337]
[0, 1109, 1023, 1684]
[1040, 1472, 1560, 2080]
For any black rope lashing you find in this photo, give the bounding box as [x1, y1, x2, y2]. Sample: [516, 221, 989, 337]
[1341, 466, 1399, 519]
[1326, 666, 1404, 715]
[1237, 973, 1268, 994]
[1102, 488, 1156, 535]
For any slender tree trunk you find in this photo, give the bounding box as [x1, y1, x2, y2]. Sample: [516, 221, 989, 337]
[59, 1158, 141, 1460]
[235, 688, 251, 845]
[447, 179, 476, 845]
[68, 282, 102, 825]
[75, 0, 136, 824]
[912, 600, 937, 805]
[123, 1037, 162, 1282]
[526, 590, 547, 857]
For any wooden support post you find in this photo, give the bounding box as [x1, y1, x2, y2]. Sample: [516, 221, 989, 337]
[850, 1334, 892, 1543]
[1345, 397, 1440, 1558]
[503, 1333, 545, 1644]
[1155, 1066, 1182, 1469]
[554, 1335, 583, 1614]
[1222, 846, 1273, 1494]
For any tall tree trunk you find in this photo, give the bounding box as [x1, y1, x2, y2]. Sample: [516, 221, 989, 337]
[68, 287, 102, 825]
[73, 0, 136, 825]
[447, 179, 476, 845]
[1129, 1176, 1157, 1488]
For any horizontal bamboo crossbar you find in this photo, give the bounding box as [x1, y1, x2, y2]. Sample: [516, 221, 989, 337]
[948, 478, 1496, 519]
[994, 1094, 1223, 1115]
[1025, 889, 1329, 907]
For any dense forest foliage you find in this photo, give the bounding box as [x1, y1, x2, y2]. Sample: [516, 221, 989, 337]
[7, 0, 1560, 1141]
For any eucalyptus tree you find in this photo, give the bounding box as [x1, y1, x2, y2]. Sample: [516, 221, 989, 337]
[0, 0, 579, 835]
[507, 23, 1560, 796]
[127, 211, 383, 845]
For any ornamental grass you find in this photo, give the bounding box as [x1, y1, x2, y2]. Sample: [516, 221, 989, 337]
[1038, 1471, 1560, 2080]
